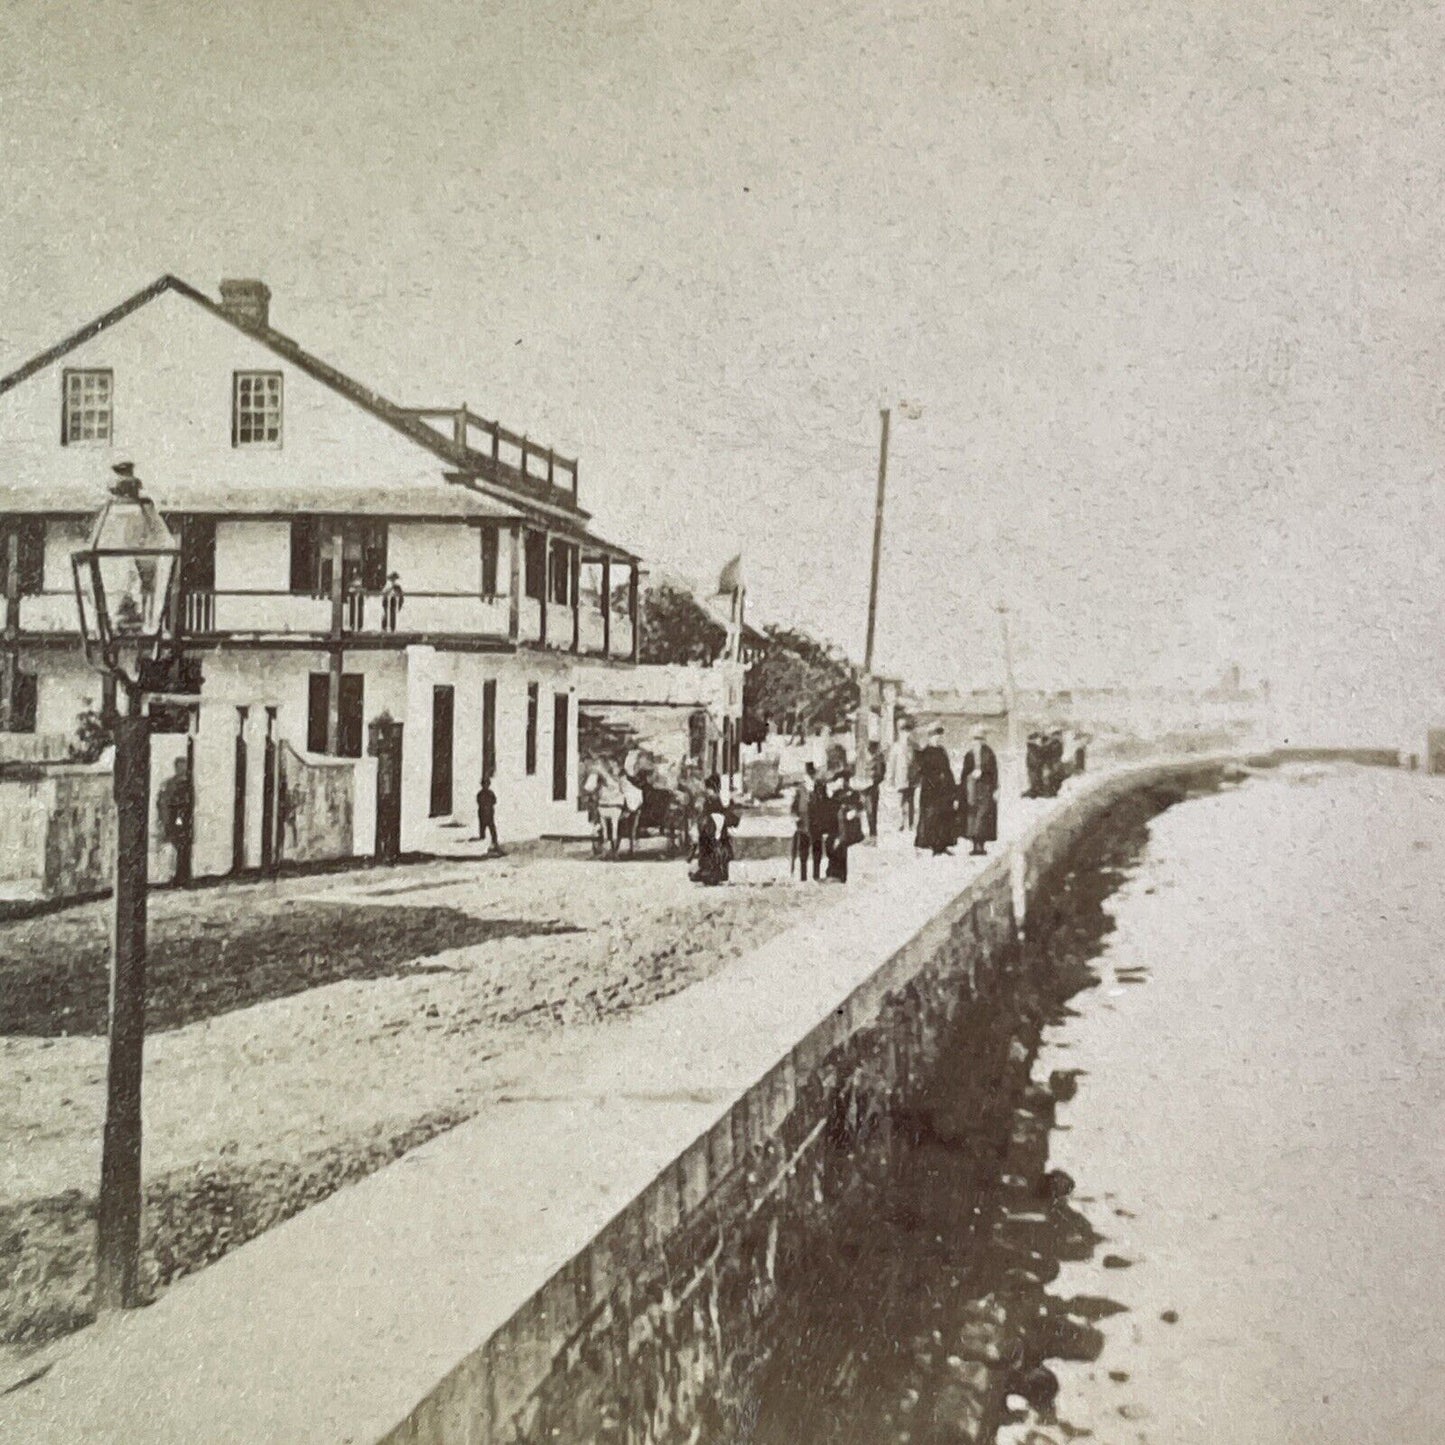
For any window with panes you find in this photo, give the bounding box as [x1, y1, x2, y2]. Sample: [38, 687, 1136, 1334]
[62, 370, 113, 445]
[232, 371, 283, 446]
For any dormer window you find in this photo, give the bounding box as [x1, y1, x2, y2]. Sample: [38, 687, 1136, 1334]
[232, 371, 282, 447]
[62, 369, 113, 445]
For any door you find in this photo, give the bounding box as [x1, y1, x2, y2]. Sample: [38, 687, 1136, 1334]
[430, 684, 455, 817]
[482, 678, 497, 779]
[232, 708, 249, 872]
[552, 691, 569, 802]
[372, 719, 404, 864]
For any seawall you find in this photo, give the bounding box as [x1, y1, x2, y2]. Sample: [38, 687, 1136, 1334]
[0, 752, 1388, 1444]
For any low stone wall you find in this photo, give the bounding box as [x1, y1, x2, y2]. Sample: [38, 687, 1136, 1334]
[381, 760, 1239, 1445]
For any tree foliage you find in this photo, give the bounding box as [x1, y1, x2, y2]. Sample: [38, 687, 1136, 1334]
[744, 625, 857, 738]
[635, 583, 727, 665]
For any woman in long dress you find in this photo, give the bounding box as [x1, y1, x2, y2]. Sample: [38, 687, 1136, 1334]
[913, 725, 957, 855]
[961, 728, 999, 856]
[690, 774, 739, 885]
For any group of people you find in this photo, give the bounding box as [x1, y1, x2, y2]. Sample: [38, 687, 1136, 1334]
[905, 723, 1000, 857]
[789, 762, 868, 883]
[1024, 728, 1084, 798]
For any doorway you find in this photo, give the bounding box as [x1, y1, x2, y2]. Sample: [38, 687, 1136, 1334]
[430, 684, 455, 817]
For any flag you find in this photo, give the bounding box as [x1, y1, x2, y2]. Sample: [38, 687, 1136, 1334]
[716, 554, 743, 598]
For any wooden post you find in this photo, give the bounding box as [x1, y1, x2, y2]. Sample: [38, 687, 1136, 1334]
[538, 531, 549, 647]
[327, 530, 345, 755]
[570, 546, 580, 652]
[95, 696, 149, 1311]
[0, 528, 18, 730]
[491, 422, 500, 461]
[628, 562, 639, 663]
[547, 447, 555, 486]
[453, 408, 467, 448]
[508, 524, 522, 641]
[520, 435, 529, 485]
[601, 556, 611, 658]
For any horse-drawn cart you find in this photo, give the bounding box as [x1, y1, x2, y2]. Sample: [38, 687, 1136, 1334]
[583, 766, 698, 858]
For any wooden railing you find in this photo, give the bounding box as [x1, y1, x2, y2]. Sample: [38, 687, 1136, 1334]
[399, 406, 579, 499]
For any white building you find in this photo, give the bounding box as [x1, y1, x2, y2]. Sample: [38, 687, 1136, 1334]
[0, 276, 644, 867]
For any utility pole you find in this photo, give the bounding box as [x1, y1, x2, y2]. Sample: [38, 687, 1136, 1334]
[997, 601, 1021, 766]
[855, 407, 890, 769]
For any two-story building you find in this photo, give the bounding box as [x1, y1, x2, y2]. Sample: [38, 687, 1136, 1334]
[0, 275, 643, 865]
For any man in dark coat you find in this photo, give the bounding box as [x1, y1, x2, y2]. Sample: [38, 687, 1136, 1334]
[806, 763, 833, 882]
[960, 728, 999, 856]
[913, 724, 956, 855]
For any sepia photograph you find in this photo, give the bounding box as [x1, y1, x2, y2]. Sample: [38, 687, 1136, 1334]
[0, 0, 1441, 1440]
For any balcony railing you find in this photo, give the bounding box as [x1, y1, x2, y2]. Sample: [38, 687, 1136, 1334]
[339, 591, 511, 637]
[5, 586, 636, 657]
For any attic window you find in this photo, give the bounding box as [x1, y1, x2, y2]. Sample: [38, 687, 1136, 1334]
[62, 369, 113, 445]
[233, 371, 282, 447]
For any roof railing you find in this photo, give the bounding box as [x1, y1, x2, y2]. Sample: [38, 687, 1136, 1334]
[399, 406, 579, 501]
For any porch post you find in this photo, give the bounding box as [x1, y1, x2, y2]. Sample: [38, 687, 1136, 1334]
[538, 532, 549, 647]
[508, 524, 522, 641]
[570, 546, 580, 653]
[601, 557, 612, 659]
[0, 528, 18, 731]
[628, 562, 640, 663]
[326, 529, 345, 755]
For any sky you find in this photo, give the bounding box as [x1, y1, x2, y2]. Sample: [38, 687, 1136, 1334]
[1, 0, 1441, 743]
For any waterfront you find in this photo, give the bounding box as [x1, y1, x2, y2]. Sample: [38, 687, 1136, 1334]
[755, 762, 1445, 1444]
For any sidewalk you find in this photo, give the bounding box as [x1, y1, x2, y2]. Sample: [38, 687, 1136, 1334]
[1, 770, 1079, 1440]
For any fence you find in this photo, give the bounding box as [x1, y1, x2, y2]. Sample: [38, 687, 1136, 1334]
[277, 743, 356, 865]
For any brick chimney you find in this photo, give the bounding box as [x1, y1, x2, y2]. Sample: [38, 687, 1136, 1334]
[218, 279, 271, 329]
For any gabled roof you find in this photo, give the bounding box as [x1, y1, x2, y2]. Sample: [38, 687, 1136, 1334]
[0, 275, 639, 561]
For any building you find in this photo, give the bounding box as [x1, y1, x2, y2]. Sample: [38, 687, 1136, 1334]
[0, 275, 644, 867]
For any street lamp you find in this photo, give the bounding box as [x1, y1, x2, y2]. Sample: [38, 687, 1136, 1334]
[71, 462, 179, 1312]
[855, 401, 922, 771]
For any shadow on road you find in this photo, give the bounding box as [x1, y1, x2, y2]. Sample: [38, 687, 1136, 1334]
[0, 904, 582, 1037]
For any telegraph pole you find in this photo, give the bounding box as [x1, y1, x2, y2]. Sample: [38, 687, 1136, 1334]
[855, 407, 890, 769]
[997, 601, 1021, 766]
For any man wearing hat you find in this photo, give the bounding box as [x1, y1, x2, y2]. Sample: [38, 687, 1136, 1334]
[913, 723, 956, 855]
[959, 727, 999, 856]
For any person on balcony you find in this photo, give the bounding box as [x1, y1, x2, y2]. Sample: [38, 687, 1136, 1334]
[381, 572, 405, 632]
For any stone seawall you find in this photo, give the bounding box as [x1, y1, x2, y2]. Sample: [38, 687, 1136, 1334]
[382, 760, 1239, 1445]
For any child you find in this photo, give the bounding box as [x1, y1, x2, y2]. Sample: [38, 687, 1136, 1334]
[476, 773, 502, 855]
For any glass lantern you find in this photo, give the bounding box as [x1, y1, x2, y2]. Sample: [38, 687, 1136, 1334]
[71, 463, 179, 688]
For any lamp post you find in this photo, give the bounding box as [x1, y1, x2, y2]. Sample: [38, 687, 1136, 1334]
[854, 401, 921, 771]
[71, 462, 179, 1311]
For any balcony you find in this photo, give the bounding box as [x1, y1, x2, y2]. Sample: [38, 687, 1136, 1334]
[339, 591, 511, 638]
[180, 591, 332, 637]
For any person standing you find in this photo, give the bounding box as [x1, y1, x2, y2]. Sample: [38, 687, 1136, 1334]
[156, 755, 194, 885]
[476, 773, 503, 855]
[825, 768, 864, 882]
[887, 722, 916, 829]
[864, 740, 886, 840]
[961, 728, 999, 856]
[791, 763, 819, 879]
[913, 724, 956, 855]
[381, 571, 405, 632]
[806, 761, 833, 882]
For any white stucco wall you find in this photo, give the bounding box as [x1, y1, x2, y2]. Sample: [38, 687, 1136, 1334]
[213, 519, 292, 593]
[387, 522, 481, 594]
[0, 286, 448, 505]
